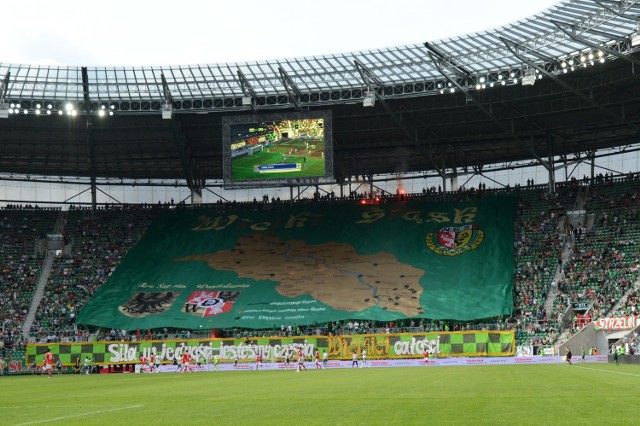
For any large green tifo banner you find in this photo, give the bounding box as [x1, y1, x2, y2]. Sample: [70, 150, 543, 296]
[77, 196, 516, 330]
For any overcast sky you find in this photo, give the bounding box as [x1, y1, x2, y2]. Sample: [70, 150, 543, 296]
[3, 0, 561, 67]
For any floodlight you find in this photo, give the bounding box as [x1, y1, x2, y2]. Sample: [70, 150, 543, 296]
[362, 90, 376, 107]
[162, 102, 173, 119]
[521, 69, 536, 86]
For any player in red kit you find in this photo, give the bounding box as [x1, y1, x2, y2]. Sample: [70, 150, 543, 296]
[314, 349, 321, 369]
[296, 347, 307, 372]
[181, 352, 192, 373]
[43, 349, 54, 378]
[139, 355, 148, 373]
[423, 350, 429, 366]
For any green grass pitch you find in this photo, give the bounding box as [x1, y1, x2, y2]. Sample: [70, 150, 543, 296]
[2, 363, 638, 425]
[231, 139, 325, 180]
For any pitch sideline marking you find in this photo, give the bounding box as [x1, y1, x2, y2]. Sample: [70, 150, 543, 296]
[574, 365, 640, 377]
[15, 404, 143, 425]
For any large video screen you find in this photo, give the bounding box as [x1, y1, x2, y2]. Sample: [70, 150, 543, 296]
[222, 111, 332, 186]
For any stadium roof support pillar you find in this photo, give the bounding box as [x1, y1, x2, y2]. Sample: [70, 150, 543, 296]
[0, 72, 10, 118]
[167, 119, 204, 204]
[237, 69, 257, 112]
[547, 133, 556, 194]
[191, 188, 202, 205]
[81, 67, 97, 213]
[160, 73, 174, 119]
[278, 66, 302, 110]
[160, 74, 204, 204]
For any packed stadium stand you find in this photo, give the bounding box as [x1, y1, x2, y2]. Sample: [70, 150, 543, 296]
[3, 0, 640, 364]
[0, 207, 58, 349]
[0, 175, 636, 359]
[29, 207, 159, 343]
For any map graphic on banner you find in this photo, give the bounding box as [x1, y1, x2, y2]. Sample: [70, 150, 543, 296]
[76, 196, 516, 330]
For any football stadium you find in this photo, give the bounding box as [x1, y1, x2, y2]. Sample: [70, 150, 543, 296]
[2, 1, 640, 424]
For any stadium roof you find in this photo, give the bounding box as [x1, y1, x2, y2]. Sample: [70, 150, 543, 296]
[1, 0, 640, 189]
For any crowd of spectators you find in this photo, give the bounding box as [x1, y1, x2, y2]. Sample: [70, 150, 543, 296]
[29, 207, 159, 343]
[1, 174, 639, 351]
[553, 178, 640, 336]
[0, 207, 58, 350]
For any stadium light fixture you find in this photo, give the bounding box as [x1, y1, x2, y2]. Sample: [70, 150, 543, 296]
[362, 90, 376, 107]
[521, 69, 536, 86]
[162, 101, 173, 119]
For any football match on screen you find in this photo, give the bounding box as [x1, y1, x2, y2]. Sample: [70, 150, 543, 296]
[230, 118, 326, 181]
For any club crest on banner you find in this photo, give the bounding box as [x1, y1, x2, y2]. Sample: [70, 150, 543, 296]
[184, 290, 240, 317]
[119, 291, 178, 317]
[426, 224, 483, 256]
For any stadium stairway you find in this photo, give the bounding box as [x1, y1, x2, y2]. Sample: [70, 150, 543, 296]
[21, 252, 55, 339]
[21, 210, 67, 339]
